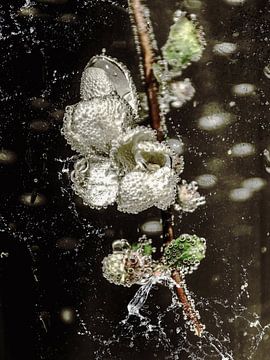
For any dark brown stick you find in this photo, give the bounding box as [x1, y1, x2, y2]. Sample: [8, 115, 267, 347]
[129, 0, 204, 337]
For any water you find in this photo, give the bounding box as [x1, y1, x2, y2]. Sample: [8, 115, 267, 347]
[1, 0, 270, 359]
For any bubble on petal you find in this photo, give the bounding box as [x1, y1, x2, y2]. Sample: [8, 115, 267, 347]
[88, 55, 139, 114]
[62, 96, 133, 156]
[102, 239, 154, 287]
[110, 127, 157, 173]
[167, 138, 185, 155]
[118, 167, 177, 214]
[80, 67, 115, 100]
[71, 158, 119, 209]
[176, 180, 205, 213]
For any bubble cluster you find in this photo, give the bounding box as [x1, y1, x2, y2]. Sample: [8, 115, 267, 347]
[63, 96, 133, 156]
[162, 11, 206, 73]
[71, 158, 119, 209]
[80, 67, 116, 100]
[163, 234, 206, 274]
[102, 238, 155, 287]
[175, 180, 205, 213]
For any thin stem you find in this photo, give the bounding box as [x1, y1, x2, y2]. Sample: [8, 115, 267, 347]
[129, 0, 163, 141]
[129, 0, 204, 337]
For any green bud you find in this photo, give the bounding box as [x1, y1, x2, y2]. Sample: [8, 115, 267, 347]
[164, 234, 206, 272]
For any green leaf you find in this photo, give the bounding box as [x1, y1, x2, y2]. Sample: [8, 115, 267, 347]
[162, 13, 205, 72]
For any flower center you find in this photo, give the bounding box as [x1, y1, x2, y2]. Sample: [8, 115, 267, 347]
[134, 141, 171, 172]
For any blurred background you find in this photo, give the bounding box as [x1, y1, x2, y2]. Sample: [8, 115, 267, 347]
[1, 0, 270, 359]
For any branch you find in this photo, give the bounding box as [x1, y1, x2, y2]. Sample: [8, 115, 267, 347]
[129, 0, 163, 141]
[129, 0, 204, 337]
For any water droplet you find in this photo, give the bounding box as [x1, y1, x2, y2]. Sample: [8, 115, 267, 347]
[213, 42, 237, 56]
[241, 177, 266, 192]
[140, 219, 163, 235]
[198, 113, 231, 131]
[0, 150, 17, 164]
[56, 237, 78, 250]
[60, 308, 75, 324]
[195, 174, 218, 189]
[232, 83, 256, 97]
[229, 143, 255, 157]
[224, 0, 246, 5]
[229, 188, 253, 202]
[167, 138, 185, 155]
[30, 120, 50, 132]
[19, 193, 46, 206]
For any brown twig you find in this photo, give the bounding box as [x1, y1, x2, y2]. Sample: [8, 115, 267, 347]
[129, 0, 204, 337]
[172, 270, 204, 337]
[129, 0, 163, 141]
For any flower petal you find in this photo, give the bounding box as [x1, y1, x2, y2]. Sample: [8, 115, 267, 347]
[87, 54, 139, 116]
[71, 158, 119, 209]
[80, 67, 116, 100]
[110, 126, 157, 173]
[62, 96, 134, 156]
[118, 167, 177, 214]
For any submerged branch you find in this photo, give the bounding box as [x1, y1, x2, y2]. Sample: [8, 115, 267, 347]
[129, 0, 163, 141]
[129, 0, 204, 337]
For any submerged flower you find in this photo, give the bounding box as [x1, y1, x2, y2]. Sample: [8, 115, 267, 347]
[63, 53, 203, 215]
[70, 125, 183, 214]
[102, 239, 155, 287]
[175, 180, 205, 213]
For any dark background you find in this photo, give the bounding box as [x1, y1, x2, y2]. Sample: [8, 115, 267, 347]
[1, 0, 270, 359]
